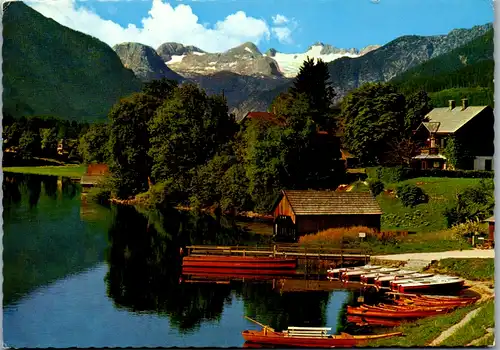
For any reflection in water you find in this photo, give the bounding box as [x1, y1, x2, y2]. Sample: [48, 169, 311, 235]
[105, 206, 352, 334]
[4, 174, 358, 347]
[2, 173, 112, 305]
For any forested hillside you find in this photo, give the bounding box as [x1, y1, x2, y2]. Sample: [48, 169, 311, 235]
[3, 2, 142, 121]
[391, 29, 494, 106]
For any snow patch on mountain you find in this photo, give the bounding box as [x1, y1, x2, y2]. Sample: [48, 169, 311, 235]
[268, 44, 361, 78]
[168, 55, 186, 64]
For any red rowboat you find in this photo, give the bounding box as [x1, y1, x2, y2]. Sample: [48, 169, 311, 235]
[359, 303, 457, 312]
[241, 329, 403, 348]
[182, 267, 298, 277]
[346, 315, 402, 327]
[182, 256, 298, 269]
[346, 305, 451, 319]
[242, 316, 403, 348]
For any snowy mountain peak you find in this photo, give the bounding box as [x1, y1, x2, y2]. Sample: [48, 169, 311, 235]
[268, 43, 375, 78]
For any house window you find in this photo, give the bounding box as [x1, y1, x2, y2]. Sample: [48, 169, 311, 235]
[440, 138, 446, 148]
[485, 159, 492, 171]
[433, 162, 440, 168]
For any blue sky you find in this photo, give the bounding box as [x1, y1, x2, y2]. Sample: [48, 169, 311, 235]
[28, 0, 494, 53]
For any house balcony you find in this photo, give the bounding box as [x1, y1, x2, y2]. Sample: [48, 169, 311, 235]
[419, 146, 441, 156]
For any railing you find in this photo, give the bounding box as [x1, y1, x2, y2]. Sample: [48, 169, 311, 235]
[183, 244, 371, 263]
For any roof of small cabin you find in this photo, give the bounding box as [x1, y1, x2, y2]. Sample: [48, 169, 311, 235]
[421, 105, 489, 134]
[272, 190, 383, 215]
[485, 216, 495, 223]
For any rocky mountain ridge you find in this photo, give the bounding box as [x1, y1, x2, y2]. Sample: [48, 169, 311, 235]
[113, 42, 185, 82]
[234, 22, 493, 119]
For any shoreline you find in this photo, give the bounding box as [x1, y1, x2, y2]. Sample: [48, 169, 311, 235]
[109, 197, 273, 222]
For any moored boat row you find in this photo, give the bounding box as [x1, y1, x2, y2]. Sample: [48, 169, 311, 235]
[327, 264, 465, 294]
[345, 294, 480, 327]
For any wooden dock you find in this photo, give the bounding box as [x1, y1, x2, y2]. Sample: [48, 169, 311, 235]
[183, 244, 370, 265]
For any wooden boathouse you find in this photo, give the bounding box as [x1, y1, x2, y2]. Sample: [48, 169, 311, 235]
[80, 164, 109, 191]
[271, 190, 383, 241]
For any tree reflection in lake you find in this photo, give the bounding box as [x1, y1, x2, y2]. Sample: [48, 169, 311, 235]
[105, 205, 351, 334]
[105, 205, 238, 333]
[2, 173, 111, 306]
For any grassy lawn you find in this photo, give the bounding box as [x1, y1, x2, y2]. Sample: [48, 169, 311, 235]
[440, 299, 495, 347]
[377, 177, 485, 233]
[3, 165, 86, 178]
[368, 229, 471, 255]
[369, 304, 479, 347]
[426, 258, 495, 281]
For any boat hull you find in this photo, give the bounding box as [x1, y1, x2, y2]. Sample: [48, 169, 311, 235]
[241, 330, 402, 348]
[398, 280, 464, 293]
[182, 267, 298, 277]
[182, 256, 298, 269]
[346, 305, 451, 319]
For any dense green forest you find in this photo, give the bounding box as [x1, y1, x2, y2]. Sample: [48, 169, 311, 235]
[3, 2, 142, 121]
[392, 29, 494, 106]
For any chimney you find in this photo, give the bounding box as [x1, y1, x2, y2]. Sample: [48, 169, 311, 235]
[461, 98, 469, 110]
[448, 100, 456, 110]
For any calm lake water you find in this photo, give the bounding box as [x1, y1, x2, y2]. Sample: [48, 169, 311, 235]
[3, 173, 361, 348]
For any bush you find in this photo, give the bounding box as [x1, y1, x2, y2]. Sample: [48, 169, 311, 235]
[86, 187, 111, 204]
[443, 179, 494, 227]
[368, 179, 384, 196]
[375, 166, 412, 184]
[450, 219, 487, 240]
[396, 184, 428, 207]
[298, 226, 377, 248]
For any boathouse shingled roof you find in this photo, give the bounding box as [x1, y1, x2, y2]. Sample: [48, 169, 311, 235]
[275, 190, 383, 215]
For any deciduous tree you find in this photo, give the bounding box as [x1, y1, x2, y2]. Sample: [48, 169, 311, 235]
[341, 83, 406, 165]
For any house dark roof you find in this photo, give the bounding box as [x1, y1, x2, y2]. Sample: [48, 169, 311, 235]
[276, 190, 382, 215]
[422, 105, 489, 134]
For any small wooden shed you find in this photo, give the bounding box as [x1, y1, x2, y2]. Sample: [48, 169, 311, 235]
[80, 164, 109, 190]
[270, 190, 383, 241]
[485, 216, 495, 241]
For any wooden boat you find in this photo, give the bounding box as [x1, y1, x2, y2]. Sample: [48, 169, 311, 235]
[181, 267, 298, 277]
[359, 303, 457, 312]
[327, 265, 381, 280]
[346, 315, 402, 328]
[346, 305, 452, 319]
[359, 268, 401, 284]
[182, 256, 298, 269]
[395, 295, 477, 306]
[398, 278, 465, 293]
[242, 317, 403, 348]
[390, 275, 460, 291]
[375, 272, 431, 288]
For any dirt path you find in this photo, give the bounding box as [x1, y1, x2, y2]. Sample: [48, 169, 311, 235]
[428, 306, 484, 346]
[373, 249, 495, 261]
[428, 280, 494, 346]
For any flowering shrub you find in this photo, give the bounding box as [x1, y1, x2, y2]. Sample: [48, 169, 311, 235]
[298, 226, 377, 247]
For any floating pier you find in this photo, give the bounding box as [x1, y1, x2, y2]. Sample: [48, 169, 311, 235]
[182, 244, 371, 266]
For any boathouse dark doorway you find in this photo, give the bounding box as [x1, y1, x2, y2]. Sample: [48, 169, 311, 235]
[274, 215, 297, 242]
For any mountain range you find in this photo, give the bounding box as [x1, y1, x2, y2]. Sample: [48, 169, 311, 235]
[3, 1, 494, 122]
